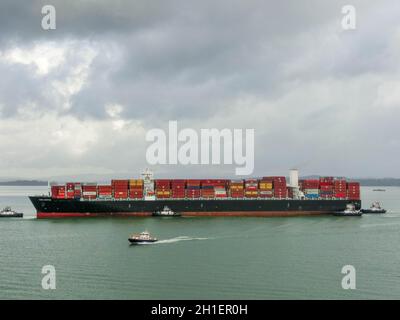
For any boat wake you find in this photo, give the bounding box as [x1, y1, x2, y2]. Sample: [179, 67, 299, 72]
[155, 236, 211, 244]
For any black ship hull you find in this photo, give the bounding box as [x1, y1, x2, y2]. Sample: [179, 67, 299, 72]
[29, 196, 361, 218]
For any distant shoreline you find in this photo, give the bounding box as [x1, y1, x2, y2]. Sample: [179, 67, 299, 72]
[357, 179, 400, 187]
[0, 181, 48, 186]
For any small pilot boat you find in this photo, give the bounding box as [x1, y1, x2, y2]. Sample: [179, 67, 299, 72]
[361, 202, 387, 214]
[0, 207, 23, 218]
[153, 206, 181, 217]
[128, 231, 158, 244]
[333, 203, 363, 217]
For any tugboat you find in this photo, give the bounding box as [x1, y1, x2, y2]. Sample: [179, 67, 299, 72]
[361, 202, 387, 214]
[128, 231, 158, 244]
[333, 203, 363, 217]
[153, 206, 181, 217]
[0, 207, 23, 218]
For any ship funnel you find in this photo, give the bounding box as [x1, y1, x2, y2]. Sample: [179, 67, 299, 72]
[289, 169, 299, 188]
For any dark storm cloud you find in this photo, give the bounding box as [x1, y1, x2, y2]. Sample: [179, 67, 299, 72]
[0, 0, 174, 43]
[0, 0, 384, 121]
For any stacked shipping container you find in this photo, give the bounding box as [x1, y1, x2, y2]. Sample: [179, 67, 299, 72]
[51, 185, 65, 199]
[347, 182, 360, 200]
[73, 183, 82, 199]
[200, 180, 216, 198]
[334, 179, 347, 199]
[155, 179, 171, 199]
[50, 176, 361, 201]
[273, 177, 287, 198]
[302, 179, 319, 199]
[186, 180, 201, 198]
[129, 179, 143, 199]
[171, 180, 185, 199]
[214, 180, 228, 198]
[319, 177, 334, 199]
[259, 178, 273, 198]
[66, 183, 75, 199]
[229, 180, 244, 198]
[244, 179, 258, 198]
[97, 185, 112, 199]
[82, 184, 97, 200]
[112, 180, 128, 199]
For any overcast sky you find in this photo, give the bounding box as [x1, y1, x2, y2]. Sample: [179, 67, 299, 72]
[0, 0, 399, 180]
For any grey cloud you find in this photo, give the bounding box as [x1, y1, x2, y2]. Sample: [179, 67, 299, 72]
[0, 0, 399, 178]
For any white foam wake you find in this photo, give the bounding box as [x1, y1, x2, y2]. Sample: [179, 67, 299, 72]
[155, 236, 210, 244]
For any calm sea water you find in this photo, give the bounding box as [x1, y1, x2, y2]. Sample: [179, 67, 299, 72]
[0, 186, 400, 299]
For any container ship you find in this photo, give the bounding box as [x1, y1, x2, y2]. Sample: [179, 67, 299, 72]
[29, 169, 361, 218]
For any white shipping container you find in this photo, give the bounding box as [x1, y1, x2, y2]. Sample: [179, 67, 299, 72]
[82, 191, 97, 196]
[259, 190, 273, 195]
[304, 189, 319, 194]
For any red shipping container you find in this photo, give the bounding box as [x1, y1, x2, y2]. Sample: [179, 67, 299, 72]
[215, 194, 227, 198]
[320, 177, 334, 183]
[272, 176, 286, 180]
[113, 184, 128, 188]
[347, 182, 360, 186]
[66, 191, 74, 199]
[82, 195, 97, 199]
[156, 179, 171, 185]
[98, 185, 112, 191]
[114, 191, 128, 198]
[335, 193, 347, 198]
[112, 180, 129, 187]
[172, 190, 185, 194]
[245, 179, 258, 183]
[186, 189, 200, 193]
[186, 179, 201, 184]
[82, 184, 97, 190]
[51, 186, 66, 198]
[245, 186, 258, 191]
[302, 179, 320, 189]
[66, 183, 75, 191]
